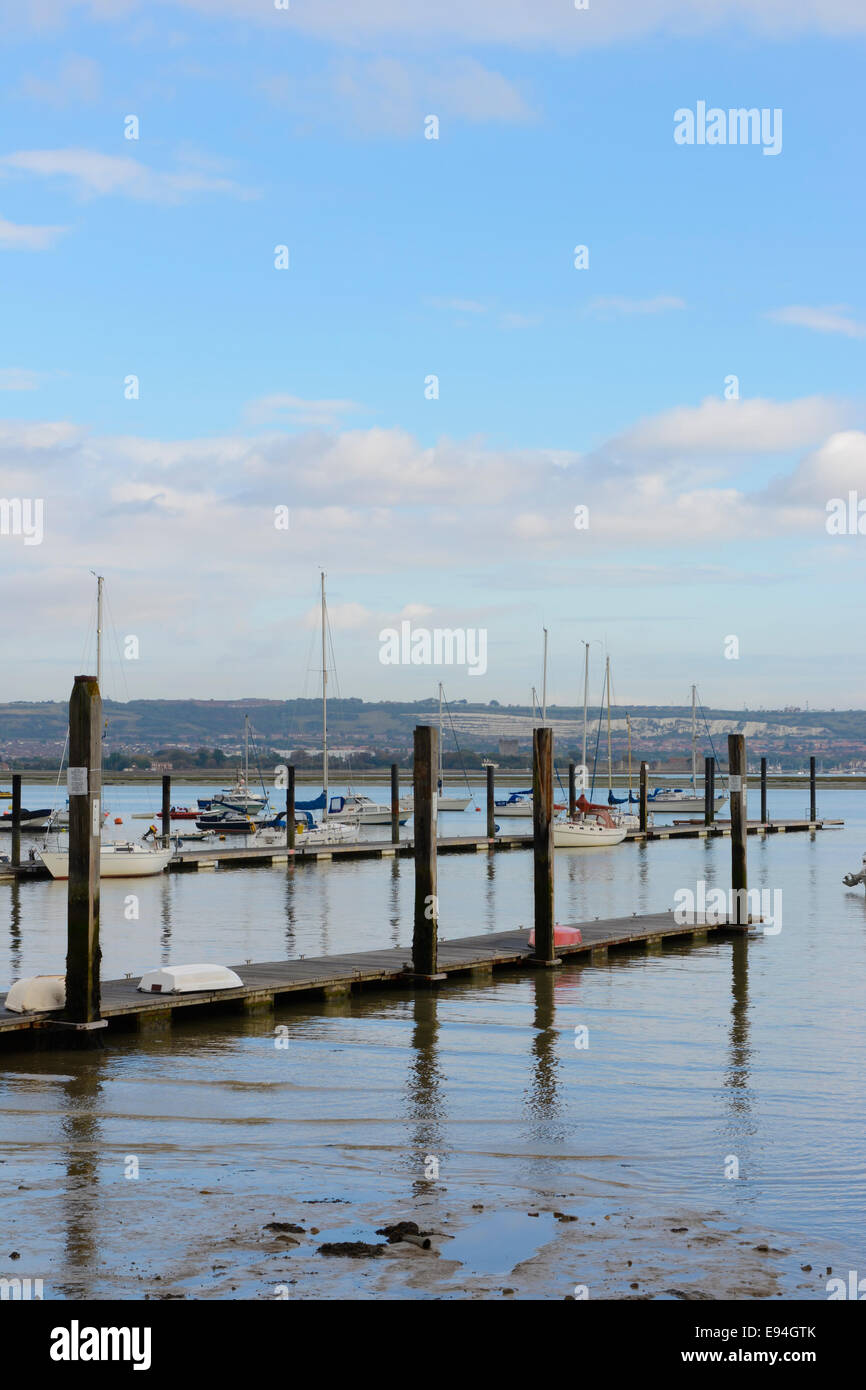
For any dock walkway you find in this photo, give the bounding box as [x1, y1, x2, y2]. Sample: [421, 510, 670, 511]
[0, 911, 732, 1041]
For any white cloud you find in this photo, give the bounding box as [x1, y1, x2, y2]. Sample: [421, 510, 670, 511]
[0, 148, 256, 202]
[0, 368, 41, 390]
[18, 55, 102, 106]
[766, 304, 866, 339]
[0, 213, 69, 250]
[610, 395, 849, 460]
[585, 295, 686, 318]
[244, 395, 366, 429]
[261, 56, 534, 136]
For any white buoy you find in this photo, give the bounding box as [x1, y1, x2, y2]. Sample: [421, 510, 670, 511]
[5, 975, 66, 1014]
[137, 964, 244, 995]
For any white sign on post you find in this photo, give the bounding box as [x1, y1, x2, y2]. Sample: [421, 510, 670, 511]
[729, 775, 742, 792]
[67, 766, 88, 795]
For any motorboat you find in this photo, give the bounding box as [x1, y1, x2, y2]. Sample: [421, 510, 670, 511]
[493, 791, 534, 817]
[195, 806, 261, 834]
[38, 842, 173, 879]
[326, 793, 410, 825]
[257, 810, 357, 847]
[0, 807, 56, 832]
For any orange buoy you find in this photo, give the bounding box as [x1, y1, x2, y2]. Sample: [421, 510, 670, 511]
[114, 817, 123, 825]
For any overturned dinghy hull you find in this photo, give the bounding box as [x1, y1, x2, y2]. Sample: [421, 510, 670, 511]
[5, 975, 66, 1013]
[138, 964, 244, 995]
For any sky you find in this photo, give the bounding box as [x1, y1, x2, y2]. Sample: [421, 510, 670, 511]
[0, 0, 864, 710]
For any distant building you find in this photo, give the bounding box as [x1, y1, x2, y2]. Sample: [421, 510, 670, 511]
[498, 737, 520, 756]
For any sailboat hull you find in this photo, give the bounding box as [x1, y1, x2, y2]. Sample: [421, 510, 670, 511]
[38, 847, 173, 879]
[648, 793, 727, 814]
[554, 820, 627, 847]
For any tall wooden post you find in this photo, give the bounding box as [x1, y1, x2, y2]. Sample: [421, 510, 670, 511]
[65, 675, 102, 1024]
[286, 765, 295, 850]
[411, 726, 441, 980]
[568, 761, 576, 820]
[760, 757, 768, 824]
[531, 727, 558, 965]
[486, 764, 495, 839]
[391, 763, 400, 844]
[809, 756, 817, 822]
[639, 761, 648, 833]
[728, 734, 748, 928]
[161, 774, 171, 848]
[704, 756, 713, 827]
[709, 759, 716, 823]
[10, 773, 21, 868]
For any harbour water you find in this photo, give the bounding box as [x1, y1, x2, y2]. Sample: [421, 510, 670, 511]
[1, 783, 864, 1299]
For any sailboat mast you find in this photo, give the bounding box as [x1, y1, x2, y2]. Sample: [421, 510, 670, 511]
[627, 712, 632, 797]
[321, 572, 328, 817]
[541, 628, 548, 724]
[606, 655, 613, 795]
[93, 572, 104, 688]
[438, 683, 443, 794]
[691, 683, 697, 788]
[581, 641, 589, 772]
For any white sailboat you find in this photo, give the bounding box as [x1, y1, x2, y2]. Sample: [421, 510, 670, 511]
[646, 686, 728, 814]
[311, 574, 410, 828]
[404, 684, 473, 812]
[38, 574, 173, 880]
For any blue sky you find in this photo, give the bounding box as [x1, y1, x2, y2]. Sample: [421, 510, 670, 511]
[1, 1, 864, 709]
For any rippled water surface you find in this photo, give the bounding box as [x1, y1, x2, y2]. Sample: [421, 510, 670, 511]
[1, 782, 864, 1299]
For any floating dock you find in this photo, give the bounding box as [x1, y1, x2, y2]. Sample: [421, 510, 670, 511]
[0, 911, 734, 1044]
[0, 817, 839, 882]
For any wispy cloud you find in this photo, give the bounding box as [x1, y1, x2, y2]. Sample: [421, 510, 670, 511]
[244, 395, 367, 428]
[0, 213, 69, 250]
[0, 148, 257, 203]
[585, 295, 687, 318]
[0, 368, 42, 390]
[17, 55, 102, 107]
[766, 304, 866, 339]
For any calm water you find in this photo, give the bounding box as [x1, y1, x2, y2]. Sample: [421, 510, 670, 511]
[2, 782, 865, 1299]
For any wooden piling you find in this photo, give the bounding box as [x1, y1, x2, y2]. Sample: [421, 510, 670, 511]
[568, 761, 576, 820]
[486, 763, 495, 839]
[760, 757, 768, 824]
[161, 774, 171, 848]
[810, 756, 817, 821]
[530, 727, 558, 966]
[728, 733, 748, 928]
[704, 756, 712, 827]
[286, 765, 295, 851]
[10, 773, 21, 869]
[411, 726, 441, 980]
[64, 675, 102, 1025]
[639, 761, 648, 832]
[391, 763, 400, 845]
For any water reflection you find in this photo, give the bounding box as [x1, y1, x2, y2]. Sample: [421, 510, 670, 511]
[7, 877, 22, 979]
[283, 865, 297, 957]
[725, 934, 754, 1127]
[59, 1051, 105, 1291]
[405, 989, 444, 1184]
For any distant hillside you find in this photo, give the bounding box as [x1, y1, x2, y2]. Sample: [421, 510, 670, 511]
[0, 698, 863, 769]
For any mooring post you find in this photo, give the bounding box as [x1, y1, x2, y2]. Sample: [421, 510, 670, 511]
[728, 733, 748, 929]
[65, 675, 102, 1024]
[286, 765, 295, 851]
[531, 727, 558, 965]
[411, 725, 441, 980]
[486, 763, 495, 839]
[709, 759, 716, 823]
[10, 772, 21, 868]
[161, 774, 171, 848]
[568, 761, 576, 820]
[704, 756, 712, 827]
[809, 756, 817, 822]
[760, 757, 768, 824]
[639, 760, 648, 833]
[391, 762, 400, 845]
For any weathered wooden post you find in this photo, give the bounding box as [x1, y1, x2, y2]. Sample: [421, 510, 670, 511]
[10, 772, 21, 868]
[286, 765, 295, 850]
[486, 763, 495, 839]
[65, 675, 102, 1025]
[531, 727, 558, 965]
[704, 756, 713, 827]
[728, 733, 748, 928]
[568, 761, 576, 820]
[391, 763, 400, 845]
[161, 774, 171, 848]
[760, 757, 768, 824]
[639, 760, 648, 833]
[411, 726, 442, 981]
[809, 756, 817, 822]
